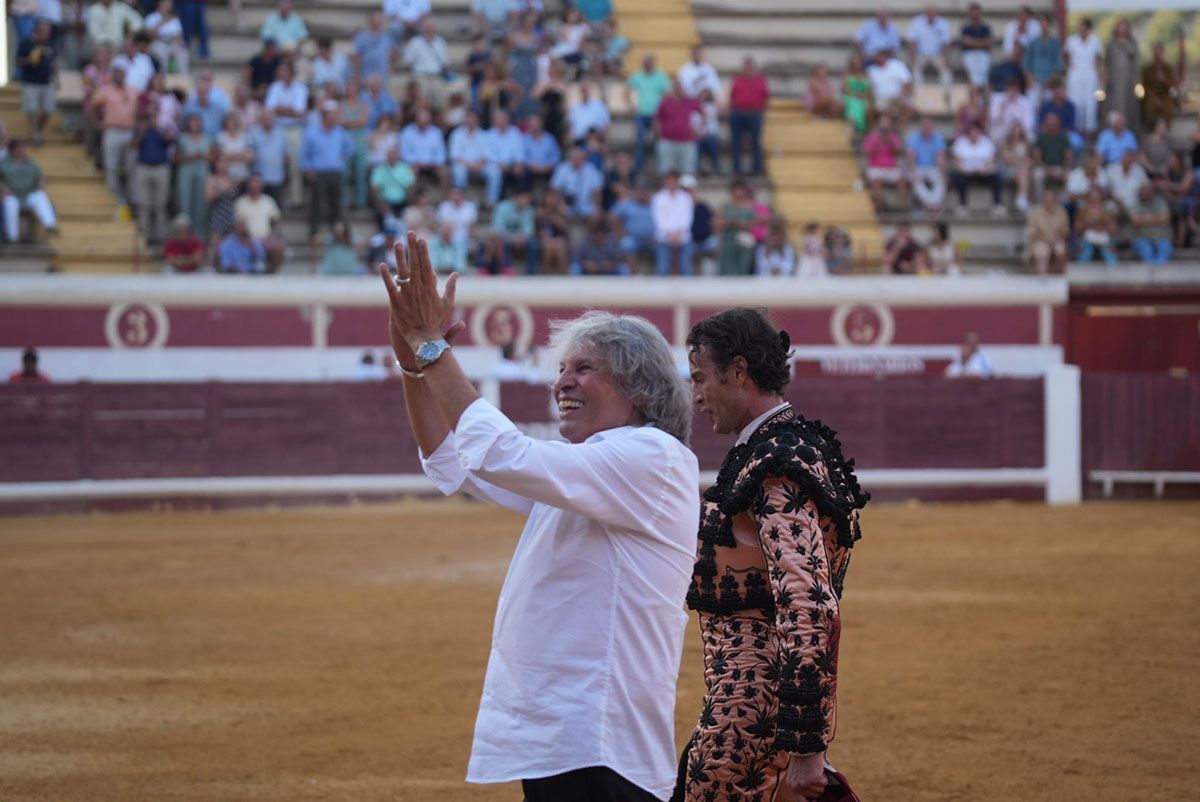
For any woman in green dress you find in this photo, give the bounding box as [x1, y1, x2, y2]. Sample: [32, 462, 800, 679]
[174, 113, 212, 237]
[716, 180, 767, 276]
[842, 53, 873, 133]
[338, 76, 372, 209]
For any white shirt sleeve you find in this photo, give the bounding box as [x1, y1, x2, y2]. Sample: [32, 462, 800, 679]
[453, 398, 691, 532]
[420, 431, 535, 515]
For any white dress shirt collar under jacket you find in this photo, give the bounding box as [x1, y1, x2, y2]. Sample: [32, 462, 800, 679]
[420, 399, 700, 800]
[735, 400, 791, 446]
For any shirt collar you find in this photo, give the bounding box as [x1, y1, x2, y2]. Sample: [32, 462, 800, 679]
[584, 423, 646, 444]
[735, 400, 790, 446]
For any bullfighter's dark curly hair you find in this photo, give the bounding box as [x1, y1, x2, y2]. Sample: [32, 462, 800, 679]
[686, 308, 793, 395]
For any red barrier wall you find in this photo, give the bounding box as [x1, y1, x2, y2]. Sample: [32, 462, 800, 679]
[1, 378, 1046, 485]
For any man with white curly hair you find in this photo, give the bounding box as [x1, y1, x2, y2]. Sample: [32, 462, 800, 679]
[379, 234, 699, 801]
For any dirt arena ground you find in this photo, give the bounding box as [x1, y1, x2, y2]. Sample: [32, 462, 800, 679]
[1, 500, 1197, 801]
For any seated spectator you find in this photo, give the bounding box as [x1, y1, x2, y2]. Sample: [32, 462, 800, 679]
[610, 182, 656, 268]
[825, 225, 853, 273]
[361, 74, 398, 129]
[863, 113, 909, 211]
[144, 0, 188, 74]
[436, 186, 478, 248]
[1096, 111, 1138, 166]
[907, 116, 946, 213]
[959, 2, 994, 88]
[1002, 5, 1041, 56]
[550, 146, 603, 218]
[428, 221, 470, 273]
[950, 124, 1004, 216]
[867, 49, 912, 122]
[883, 222, 928, 274]
[449, 111, 500, 204]
[602, 151, 636, 211]
[796, 221, 828, 277]
[1022, 13, 1061, 110]
[805, 63, 841, 120]
[654, 79, 700, 177]
[855, 8, 901, 58]
[301, 100, 353, 237]
[999, 125, 1033, 212]
[8, 347, 51, 384]
[481, 189, 536, 274]
[1164, 153, 1194, 247]
[571, 220, 628, 276]
[16, 21, 58, 149]
[162, 213, 205, 272]
[688, 175, 718, 261]
[400, 107, 448, 189]
[368, 222, 399, 271]
[926, 222, 960, 275]
[234, 174, 285, 271]
[488, 111, 527, 203]
[1025, 189, 1069, 274]
[86, 0, 145, 54]
[841, 54, 872, 134]
[549, 7, 589, 77]
[354, 12, 397, 83]
[945, 332, 994, 378]
[1037, 78, 1078, 137]
[245, 39, 284, 101]
[1129, 183, 1172, 265]
[217, 219, 267, 273]
[249, 109, 287, 203]
[402, 187, 437, 241]
[756, 223, 799, 277]
[404, 20, 449, 109]
[522, 114, 561, 188]
[652, 171, 694, 276]
[535, 188, 572, 274]
[988, 77, 1034, 143]
[1032, 112, 1073, 197]
[1142, 118, 1173, 182]
[113, 33, 156, 93]
[987, 43, 1027, 95]
[259, 0, 309, 55]
[567, 81, 610, 147]
[384, 0, 430, 40]
[955, 84, 988, 137]
[370, 146, 415, 229]
[1105, 149, 1148, 218]
[676, 46, 721, 99]
[905, 4, 952, 92]
[310, 37, 350, 92]
[0, 139, 58, 242]
[316, 221, 365, 275]
[472, 0, 518, 41]
[1074, 187, 1118, 265]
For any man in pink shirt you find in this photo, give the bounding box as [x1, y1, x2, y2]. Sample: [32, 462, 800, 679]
[654, 78, 701, 177]
[87, 64, 140, 202]
[862, 112, 909, 211]
[729, 56, 769, 176]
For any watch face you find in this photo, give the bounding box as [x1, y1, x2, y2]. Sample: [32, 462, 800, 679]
[417, 339, 449, 367]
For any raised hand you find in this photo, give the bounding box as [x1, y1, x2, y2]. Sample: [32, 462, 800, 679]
[379, 233, 461, 360]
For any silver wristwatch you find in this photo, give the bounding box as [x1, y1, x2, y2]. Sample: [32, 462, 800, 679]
[414, 338, 451, 369]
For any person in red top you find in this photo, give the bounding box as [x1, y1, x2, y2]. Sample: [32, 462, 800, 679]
[862, 112, 910, 211]
[729, 56, 769, 176]
[162, 213, 207, 273]
[8, 347, 51, 384]
[654, 78, 701, 177]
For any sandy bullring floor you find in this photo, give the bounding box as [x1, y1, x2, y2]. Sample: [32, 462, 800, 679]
[1, 500, 1197, 801]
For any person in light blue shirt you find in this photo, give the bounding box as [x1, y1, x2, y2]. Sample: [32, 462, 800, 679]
[399, 107, 448, 187]
[259, 0, 310, 53]
[905, 116, 948, 211]
[300, 103, 354, 236]
[361, 74, 398, 129]
[472, 0, 517, 39]
[576, 0, 611, 24]
[1095, 112, 1138, 165]
[610, 183, 656, 265]
[218, 220, 267, 273]
[856, 9, 902, 57]
[550, 146, 604, 217]
[354, 12, 396, 82]
[1022, 14, 1062, 109]
[523, 114, 561, 190]
[248, 110, 288, 200]
[488, 110, 527, 201]
[449, 111, 502, 205]
[181, 76, 230, 137]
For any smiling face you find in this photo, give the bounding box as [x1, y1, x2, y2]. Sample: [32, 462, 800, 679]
[552, 346, 640, 444]
[689, 346, 748, 436]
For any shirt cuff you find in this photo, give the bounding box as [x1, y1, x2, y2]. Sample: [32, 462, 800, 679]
[418, 431, 468, 496]
[453, 398, 520, 473]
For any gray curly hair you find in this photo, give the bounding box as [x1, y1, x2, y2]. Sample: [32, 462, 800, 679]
[548, 311, 692, 443]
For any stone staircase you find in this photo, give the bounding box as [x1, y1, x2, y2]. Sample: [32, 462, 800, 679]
[0, 85, 149, 273]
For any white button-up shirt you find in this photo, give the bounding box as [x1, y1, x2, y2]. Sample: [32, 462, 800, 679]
[421, 399, 699, 800]
[676, 60, 721, 99]
[906, 13, 951, 58]
[651, 188, 694, 242]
